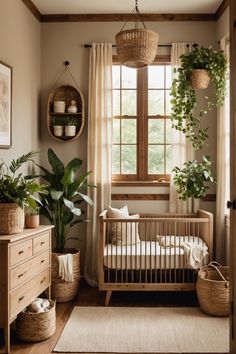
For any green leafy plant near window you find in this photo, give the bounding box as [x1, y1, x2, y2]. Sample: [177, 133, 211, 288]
[172, 156, 215, 201]
[171, 45, 227, 150]
[38, 148, 95, 253]
[0, 151, 47, 209]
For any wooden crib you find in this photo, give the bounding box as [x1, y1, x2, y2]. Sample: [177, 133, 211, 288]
[99, 210, 213, 306]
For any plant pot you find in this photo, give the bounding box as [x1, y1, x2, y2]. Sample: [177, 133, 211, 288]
[65, 125, 76, 137]
[190, 69, 210, 89]
[0, 203, 24, 235]
[51, 248, 80, 302]
[53, 125, 64, 137]
[25, 214, 40, 229]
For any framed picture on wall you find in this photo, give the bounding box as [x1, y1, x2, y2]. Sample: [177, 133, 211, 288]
[0, 60, 12, 149]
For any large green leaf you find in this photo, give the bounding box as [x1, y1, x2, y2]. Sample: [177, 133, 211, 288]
[48, 148, 65, 177]
[61, 158, 83, 186]
[50, 190, 63, 200]
[77, 192, 93, 206]
[66, 172, 91, 198]
[63, 198, 81, 216]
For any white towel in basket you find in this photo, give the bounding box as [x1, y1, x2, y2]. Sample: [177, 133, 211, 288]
[58, 254, 74, 282]
[181, 241, 208, 269]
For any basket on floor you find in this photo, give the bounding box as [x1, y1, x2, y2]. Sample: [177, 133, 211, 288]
[51, 248, 80, 302]
[16, 300, 56, 342]
[196, 262, 229, 316]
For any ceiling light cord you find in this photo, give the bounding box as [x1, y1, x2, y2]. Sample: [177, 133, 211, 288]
[119, 0, 146, 33]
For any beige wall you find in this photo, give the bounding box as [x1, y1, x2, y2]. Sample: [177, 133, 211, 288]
[0, 0, 41, 171]
[40, 21, 217, 217]
[216, 7, 229, 40]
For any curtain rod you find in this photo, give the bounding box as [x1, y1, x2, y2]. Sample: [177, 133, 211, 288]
[84, 44, 172, 48]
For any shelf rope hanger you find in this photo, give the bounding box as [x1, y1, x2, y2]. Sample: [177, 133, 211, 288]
[52, 61, 80, 91]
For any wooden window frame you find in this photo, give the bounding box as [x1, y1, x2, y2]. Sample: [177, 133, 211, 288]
[112, 55, 171, 183]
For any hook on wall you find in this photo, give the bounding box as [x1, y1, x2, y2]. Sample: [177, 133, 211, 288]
[64, 61, 70, 66]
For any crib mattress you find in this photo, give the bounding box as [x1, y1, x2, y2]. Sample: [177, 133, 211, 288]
[104, 236, 209, 270]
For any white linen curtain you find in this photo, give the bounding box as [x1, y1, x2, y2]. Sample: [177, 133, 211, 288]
[84, 43, 113, 285]
[169, 43, 199, 213]
[216, 35, 230, 262]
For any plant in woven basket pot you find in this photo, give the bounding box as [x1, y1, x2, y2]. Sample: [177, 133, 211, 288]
[171, 44, 227, 150]
[0, 152, 47, 235]
[38, 148, 94, 302]
[172, 156, 215, 201]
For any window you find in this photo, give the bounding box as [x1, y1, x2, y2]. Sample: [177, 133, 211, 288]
[112, 57, 172, 182]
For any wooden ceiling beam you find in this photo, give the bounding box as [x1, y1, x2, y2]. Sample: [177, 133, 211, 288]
[21, 0, 230, 23]
[40, 13, 216, 23]
[215, 0, 230, 20]
[21, 0, 41, 22]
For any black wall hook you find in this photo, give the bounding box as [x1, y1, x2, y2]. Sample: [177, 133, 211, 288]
[64, 61, 70, 66]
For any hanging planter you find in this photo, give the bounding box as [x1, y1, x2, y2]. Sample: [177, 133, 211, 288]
[190, 69, 210, 89]
[115, 0, 159, 68]
[171, 45, 227, 150]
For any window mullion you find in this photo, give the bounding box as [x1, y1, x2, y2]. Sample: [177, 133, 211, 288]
[137, 67, 148, 181]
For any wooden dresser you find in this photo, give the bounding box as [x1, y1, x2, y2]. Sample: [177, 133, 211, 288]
[0, 226, 53, 353]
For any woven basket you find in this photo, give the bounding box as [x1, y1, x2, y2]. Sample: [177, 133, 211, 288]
[0, 203, 24, 235]
[51, 248, 80, 302]
[116, 28, 159, 68]
[190, 69, 210, 89]
[196, 262, 229, 316]
[16, 300, 56, 342]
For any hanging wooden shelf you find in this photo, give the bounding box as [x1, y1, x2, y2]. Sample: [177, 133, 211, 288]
[47, 84, 85, 142]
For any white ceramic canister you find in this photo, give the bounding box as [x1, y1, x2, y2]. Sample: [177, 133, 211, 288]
[67, 106, 78, 113]
[54, 101, 66, 113]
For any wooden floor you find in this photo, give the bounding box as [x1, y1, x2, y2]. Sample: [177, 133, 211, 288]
[0, 281, 219, 354]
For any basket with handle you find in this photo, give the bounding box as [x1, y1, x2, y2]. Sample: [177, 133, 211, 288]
[196, 261, 229, 316]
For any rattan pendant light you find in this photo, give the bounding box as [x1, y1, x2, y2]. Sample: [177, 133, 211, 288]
[115, 0, 159, 68]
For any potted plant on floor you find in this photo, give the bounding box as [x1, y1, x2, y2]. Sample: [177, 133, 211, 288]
[171, 44, 227, 150]
[0, 152, 47, 234]
[38, 148, 94, 302]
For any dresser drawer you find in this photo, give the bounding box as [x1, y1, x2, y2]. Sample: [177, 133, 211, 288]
[9, 239, 32, 267]
[33, 232, 50, 255]
[10, 250, 50, 290]
[10, 268, 50, 319]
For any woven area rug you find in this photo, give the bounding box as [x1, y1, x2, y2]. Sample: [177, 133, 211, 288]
[54, 306, 229, 353]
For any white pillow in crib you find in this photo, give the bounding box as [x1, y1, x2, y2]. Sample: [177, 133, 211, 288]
[107, 205, 129, 218]
[107, 206, 140, 245]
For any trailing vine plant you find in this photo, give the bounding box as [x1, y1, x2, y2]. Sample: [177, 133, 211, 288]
[170, 44, 227, 200]
[171, 44, 227, 150]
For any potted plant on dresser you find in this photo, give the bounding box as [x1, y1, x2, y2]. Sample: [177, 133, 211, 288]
[39, 148, 94, 302]
[0, 152, 47, 235]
